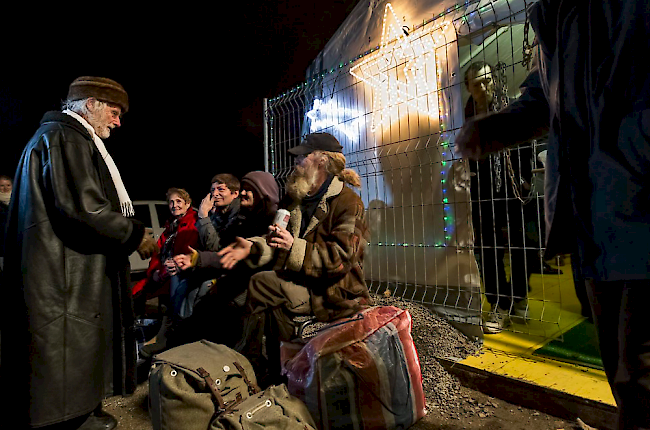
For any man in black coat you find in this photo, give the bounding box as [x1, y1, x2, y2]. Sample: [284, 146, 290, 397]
[2, 77, 158, 430]
[456, 2, 650, 428]
[463, 61, 538, 334]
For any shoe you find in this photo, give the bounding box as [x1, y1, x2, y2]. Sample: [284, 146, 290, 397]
[542, 262, 563, 275]
[483, 307, 511, 334]
[512, 298, 530, 323]
[140, 316, 173, 358]
[77, 411, 117, 430]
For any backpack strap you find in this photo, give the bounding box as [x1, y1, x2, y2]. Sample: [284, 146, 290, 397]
[197, 367, 227, 412]
[233, 361, 260, 395]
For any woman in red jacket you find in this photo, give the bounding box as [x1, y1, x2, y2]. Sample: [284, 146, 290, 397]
[133, 188, 199, 356]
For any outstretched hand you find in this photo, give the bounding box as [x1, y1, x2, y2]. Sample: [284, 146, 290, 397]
[217, 237, 253, 270]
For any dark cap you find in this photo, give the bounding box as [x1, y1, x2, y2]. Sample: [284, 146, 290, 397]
[67, 76, 129, 113]
[288, 132, 343, 156]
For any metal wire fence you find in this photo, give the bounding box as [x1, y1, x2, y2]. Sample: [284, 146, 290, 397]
[263, 0, 583, 340]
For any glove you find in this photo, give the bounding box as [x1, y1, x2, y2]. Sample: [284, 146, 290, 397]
[137, 228, 159, 260]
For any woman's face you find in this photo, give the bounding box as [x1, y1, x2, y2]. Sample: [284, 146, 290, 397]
[168, 193, 190, 218]
[240, 183, 261, 210]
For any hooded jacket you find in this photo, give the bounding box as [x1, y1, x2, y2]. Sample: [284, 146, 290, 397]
[238, 171, 280, 238]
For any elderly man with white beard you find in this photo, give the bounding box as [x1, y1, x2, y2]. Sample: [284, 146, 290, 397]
[218, 132, 371, 386]
[2, 76, 158, 430]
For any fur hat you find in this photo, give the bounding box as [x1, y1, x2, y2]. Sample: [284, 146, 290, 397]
[67, 76, 129, 113]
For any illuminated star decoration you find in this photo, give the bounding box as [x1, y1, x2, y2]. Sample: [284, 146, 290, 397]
[306, 98, 363, 142]
[350, 2, 448, 132]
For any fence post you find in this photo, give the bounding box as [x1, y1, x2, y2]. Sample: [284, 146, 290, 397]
[263, 98, 269, 173]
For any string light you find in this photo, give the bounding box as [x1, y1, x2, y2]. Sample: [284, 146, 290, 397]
[269, 2, 463, 252]
[349, 3, 450, 132]
[306, 98, 364, 142]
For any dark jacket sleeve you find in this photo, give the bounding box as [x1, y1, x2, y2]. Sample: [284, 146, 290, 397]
[468, 69, 551, 156]
[42, 129, 143, 255]
[196, 250, 222, 269]
[196, 216, 221, 251]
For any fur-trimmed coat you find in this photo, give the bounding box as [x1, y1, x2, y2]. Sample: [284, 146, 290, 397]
[247, 177, 371, 322]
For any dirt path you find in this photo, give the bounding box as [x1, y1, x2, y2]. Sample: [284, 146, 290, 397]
[104, 380, 583, 430]
[111, 295, 595, 429]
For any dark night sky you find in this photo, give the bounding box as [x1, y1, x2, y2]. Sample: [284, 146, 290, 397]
[0, 1, 359, 204]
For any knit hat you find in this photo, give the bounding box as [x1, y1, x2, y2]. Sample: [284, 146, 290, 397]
[241, 171, 279, 214]
[288, 132, 343, 156]
[67, 76, 129, 113]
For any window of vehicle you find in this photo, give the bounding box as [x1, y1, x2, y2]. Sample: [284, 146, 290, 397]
[132, 204, 152, 228]
[155, 204, 171, 229]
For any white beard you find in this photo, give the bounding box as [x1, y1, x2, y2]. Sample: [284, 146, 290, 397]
[287, 165, 318, 201]
[85, 107, 112, 139]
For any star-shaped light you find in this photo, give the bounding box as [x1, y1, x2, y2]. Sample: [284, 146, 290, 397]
[350, 3, 449, 132]
[306, 98, 363, 142]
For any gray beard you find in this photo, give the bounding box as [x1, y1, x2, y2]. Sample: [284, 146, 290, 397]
[287, 166, 318, 201]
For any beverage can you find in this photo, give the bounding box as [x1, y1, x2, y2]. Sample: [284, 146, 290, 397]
[273, 209, 291, 230]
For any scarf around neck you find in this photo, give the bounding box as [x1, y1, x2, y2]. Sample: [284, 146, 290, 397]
[0, 191, 10, 205]
[63, 109, 134, 217]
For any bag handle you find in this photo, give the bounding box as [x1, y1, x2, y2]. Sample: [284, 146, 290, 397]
[197, 367, 227, 412]
[233, 361, 260, 395]
[311, 312, 365, 336]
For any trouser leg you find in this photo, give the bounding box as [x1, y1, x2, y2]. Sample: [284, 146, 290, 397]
[586, 280, 650, 430]
[236, 271, 310, 382]
[474, 197, 510, 311]
[572, 253, 592, 320]
[480, 247, 510, 310]
[169, 274, 190, 318]
[507, 246, 530, 305]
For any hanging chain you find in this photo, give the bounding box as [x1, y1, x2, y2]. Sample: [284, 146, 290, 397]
[493, 154, 502, 193]
[515, 8, 537, 204]
[522, 11, 533, 72]
[491, 62, 510, 194]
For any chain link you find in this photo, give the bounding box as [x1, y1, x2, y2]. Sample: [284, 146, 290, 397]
[491, 63, 510, 194]
[522, 12, 533, 71]
[489, 62, 532, 204]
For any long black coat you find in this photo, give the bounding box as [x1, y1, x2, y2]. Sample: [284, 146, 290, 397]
[1, 111, 145, 427]
[463, 0, 650, 281]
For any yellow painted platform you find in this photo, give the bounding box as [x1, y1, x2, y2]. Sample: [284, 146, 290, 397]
[461, 255, 616, 406]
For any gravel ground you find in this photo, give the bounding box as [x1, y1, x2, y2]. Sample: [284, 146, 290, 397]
[104, 295, 591, 429]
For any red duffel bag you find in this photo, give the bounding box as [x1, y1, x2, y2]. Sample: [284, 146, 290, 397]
[282, 305, 426, 430]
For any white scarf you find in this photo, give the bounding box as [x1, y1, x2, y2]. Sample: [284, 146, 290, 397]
[0, 191, 10, 205]
[63, 109, 134, 217]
